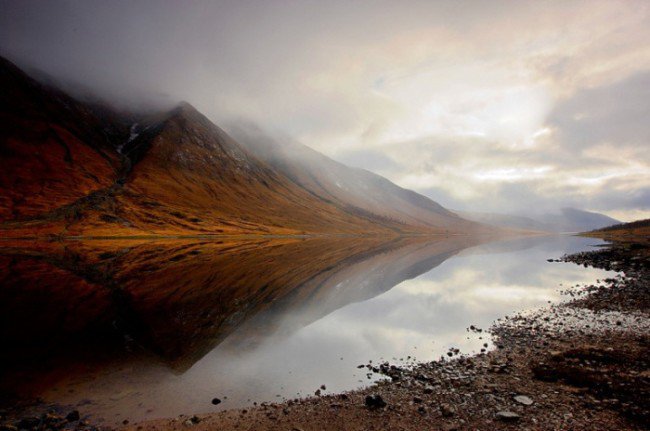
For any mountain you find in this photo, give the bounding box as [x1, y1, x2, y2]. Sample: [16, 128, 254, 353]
[228, 124, 479, 232]
[459, 207, 620, 233]
[0, 56, 481, 237]
[0, 56, 128, 221]
[110, 103, 411, 236]
[544, 208, 621, 232]
[456, 211, 549, 232]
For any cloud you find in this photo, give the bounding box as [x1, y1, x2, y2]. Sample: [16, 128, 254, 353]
[549, 72, 650, 151]
[1, 0, 648, 220]
[333, 149, 400, 173]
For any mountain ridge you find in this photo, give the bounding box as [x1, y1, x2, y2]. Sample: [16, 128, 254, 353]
[0, 56, 485, 237]
[228, 123, 477, 232]
[458, 207, 621, 233]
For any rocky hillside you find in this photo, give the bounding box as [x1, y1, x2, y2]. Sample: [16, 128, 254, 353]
[0, 56, 482, 237]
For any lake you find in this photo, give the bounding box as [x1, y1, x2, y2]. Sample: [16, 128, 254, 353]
[0, 234, 615, 425]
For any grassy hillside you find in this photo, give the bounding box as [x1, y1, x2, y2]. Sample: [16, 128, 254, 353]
[582, 219, 650, 244]
[0, 57, 479, 238]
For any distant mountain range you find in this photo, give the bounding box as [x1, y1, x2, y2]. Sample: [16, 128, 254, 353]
[458, 207, 621, 233]
[0, 56, 484, 237]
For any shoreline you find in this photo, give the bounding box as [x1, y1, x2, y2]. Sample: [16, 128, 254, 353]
[0, 230, 541, 242]
[2, 237, 647, 430]
[127, 238, 649, 430]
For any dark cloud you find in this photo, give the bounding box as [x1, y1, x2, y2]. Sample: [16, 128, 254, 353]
[549, 71, 650, 152]
[583, 184, 650, 212]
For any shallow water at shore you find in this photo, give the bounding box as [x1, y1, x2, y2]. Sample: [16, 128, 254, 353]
[0, 234, 616, 425]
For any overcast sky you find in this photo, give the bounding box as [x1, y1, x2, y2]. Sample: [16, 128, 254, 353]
[1, 0, 648, 221]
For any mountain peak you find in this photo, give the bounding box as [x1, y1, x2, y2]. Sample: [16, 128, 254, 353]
[172, 100, 199, 114]
[162, 101, 220, 134]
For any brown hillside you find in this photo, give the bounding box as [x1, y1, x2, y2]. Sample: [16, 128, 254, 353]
[582, 218, 650, 244]
[110, 104, 409, 236]
[0, 56, 483, 237]
[231, 125, 481, 232]
[0, 57, 125, 221]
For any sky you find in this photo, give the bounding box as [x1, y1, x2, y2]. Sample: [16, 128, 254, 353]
[1, 0, 648, 221]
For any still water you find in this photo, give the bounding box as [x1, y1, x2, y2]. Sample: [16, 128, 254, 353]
[0, 235, 615, 425]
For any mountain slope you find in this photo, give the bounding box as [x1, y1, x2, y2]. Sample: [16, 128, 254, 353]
[0, 56, 127, 221]
[109, 104, 410, 235]
[0, 56, 481, 237]
[582, 218, 650, 244]
[229, 124, 480, 232]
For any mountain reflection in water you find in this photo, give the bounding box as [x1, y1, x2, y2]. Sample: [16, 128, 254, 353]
[0, 235, 613, 425]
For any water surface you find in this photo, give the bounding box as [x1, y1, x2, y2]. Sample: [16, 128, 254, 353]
[0, 235, 614, 424]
